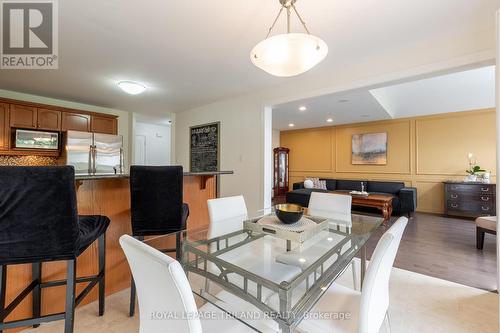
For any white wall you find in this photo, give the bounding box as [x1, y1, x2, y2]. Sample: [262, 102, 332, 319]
[271, 129, 281, 199]
[175, 94, 266, 213]
[272, 129, 280, 149]
[134, 122, 171, 165]
[0, 89, 132, 166]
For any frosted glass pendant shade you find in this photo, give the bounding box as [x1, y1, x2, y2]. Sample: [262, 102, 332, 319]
[251, 33, 328, 77]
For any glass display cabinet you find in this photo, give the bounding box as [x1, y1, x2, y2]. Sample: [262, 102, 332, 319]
[273, 147, 290, 198]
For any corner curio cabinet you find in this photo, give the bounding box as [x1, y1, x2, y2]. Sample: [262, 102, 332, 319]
[273, 147, 290, 198]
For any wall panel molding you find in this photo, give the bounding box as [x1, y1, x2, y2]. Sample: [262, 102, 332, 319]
[281, 108, 496, 213]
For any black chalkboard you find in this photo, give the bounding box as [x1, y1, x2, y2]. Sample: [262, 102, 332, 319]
[190, 122, 220, 172]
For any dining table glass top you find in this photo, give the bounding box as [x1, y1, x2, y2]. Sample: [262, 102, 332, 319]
[143, 210, 383, 333]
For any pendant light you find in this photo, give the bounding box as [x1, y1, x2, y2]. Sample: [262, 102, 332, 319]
[250, 0, 328, 77]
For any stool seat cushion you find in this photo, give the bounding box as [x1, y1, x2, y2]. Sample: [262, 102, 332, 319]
[77, 215, 110, 255]
[476, 216, 497, 231]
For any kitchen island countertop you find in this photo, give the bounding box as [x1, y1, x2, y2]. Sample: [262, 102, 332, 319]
[75, 170, 233, 181]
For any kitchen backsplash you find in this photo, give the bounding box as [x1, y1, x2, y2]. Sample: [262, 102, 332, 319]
[0, 155, 58, 166]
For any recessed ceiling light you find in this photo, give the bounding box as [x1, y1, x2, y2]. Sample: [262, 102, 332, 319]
[288, 123, 295, 127]
[299, 106, 307, 111]
[117, 81, 146, 95]
[326, 118, 333, 123]
[361, 114, 370, 118]
[338, 99, 349, 103]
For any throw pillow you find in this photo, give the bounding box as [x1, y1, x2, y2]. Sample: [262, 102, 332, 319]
[306, 177, 327, 190]
[304, 179, 314, 189]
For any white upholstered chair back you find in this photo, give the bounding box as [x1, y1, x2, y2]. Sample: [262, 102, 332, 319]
[119, 235, 202, 333]
[207, 195, 248, 238]
[308, 192, 352, 222]
[359, 217, 408, 333]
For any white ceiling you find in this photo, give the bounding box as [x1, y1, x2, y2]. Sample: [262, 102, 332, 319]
[272, 91, 392, 130]
[273, 66, 496, 130]
[370, 66, 496, 118]
[0, 0, 498, 116]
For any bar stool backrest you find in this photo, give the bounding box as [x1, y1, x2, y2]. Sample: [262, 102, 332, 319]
[130, 166, 184, 236]
[0, 166, 79, 265]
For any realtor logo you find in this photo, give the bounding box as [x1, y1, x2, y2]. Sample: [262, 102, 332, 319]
[1, 0, 58, 69]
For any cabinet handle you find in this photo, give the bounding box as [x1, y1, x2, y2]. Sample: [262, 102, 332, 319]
[450, 194, 458, 199]
[482, 206, 490, 211]
[481, 187, 490, 192]
[451, 203, 458, 208]
[481, 196, 490, 201]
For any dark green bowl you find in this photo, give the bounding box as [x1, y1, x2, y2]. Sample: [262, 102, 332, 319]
[275, 204, 304, 224]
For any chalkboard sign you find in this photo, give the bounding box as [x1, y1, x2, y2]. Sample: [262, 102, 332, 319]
[190, 122, 220, 172]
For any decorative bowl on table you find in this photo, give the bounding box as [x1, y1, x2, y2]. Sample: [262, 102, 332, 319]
[275, 204, 304, 224]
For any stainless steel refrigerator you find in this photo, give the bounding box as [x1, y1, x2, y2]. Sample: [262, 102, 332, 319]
[64, 130, 124, 175]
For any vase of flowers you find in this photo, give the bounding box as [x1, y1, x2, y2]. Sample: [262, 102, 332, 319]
[465, 153, 485, 182]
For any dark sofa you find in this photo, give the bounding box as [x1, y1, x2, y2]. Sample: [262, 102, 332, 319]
[286, 179, 417, 217]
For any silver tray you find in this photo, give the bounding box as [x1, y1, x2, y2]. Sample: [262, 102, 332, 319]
[244, 214, 329, 244]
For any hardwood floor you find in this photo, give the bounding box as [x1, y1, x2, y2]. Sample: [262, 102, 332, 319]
[362, 212, 497, 291]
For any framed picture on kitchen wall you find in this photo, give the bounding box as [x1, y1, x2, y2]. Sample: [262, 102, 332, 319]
[352, 132, 387, 165]
[190, 122, 220, 172]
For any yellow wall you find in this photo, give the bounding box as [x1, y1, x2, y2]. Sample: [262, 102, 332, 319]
[280, 109, 496, 214]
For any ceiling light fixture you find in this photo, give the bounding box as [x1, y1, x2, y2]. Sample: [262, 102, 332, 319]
[250, 0, 328, 77]
[298, 106, 307, 111]
[326, 118, 333, 123]
[117, 81, 146, 95]
[288, 123, 295, 127]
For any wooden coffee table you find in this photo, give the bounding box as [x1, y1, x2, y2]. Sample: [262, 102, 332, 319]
[334, 191, 394, 225]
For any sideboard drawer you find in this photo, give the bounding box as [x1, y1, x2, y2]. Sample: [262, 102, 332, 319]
[447, 201, 495, 214]
[447, 184, 495, 194]
[447, 192, 495, 203]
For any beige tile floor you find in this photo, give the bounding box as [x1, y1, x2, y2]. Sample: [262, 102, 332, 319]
[22, 265, 498, 333]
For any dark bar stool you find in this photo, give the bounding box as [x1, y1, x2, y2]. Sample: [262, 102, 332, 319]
[0, 166, 110, 333]
[128, 165, 189, 316]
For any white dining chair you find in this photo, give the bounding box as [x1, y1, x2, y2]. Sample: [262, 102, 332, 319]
[308, 191, 352, 217]
[207, 195, 248, 237]
[298, 216, 408, 333]
[119, 234, 259, 333]
[206, 195, 301, 301]
[277, 192, 359, 289]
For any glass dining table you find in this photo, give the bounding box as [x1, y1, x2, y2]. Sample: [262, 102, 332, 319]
[143, 210, 383, 333]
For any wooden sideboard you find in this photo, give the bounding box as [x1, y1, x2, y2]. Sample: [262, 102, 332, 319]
[0, 98, 118, 157]
[443, 182, 496, 218]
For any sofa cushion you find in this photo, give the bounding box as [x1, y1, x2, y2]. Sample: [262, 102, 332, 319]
[324, 179, 336, 191]
[285, 188, 329, 207]
[336, 180, 367, 191]
[367, 181, 404, 195]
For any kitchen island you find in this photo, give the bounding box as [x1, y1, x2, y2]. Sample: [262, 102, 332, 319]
[4, 171, 233, 332]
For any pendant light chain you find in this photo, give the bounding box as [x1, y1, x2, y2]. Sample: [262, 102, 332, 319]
[264, 1, 311, 39]
[266, 5, 285, 39]
[291, 4, 310, 35]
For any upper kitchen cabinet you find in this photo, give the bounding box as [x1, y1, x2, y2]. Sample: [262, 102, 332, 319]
[62, 112, 91, 132]
[9, 104, 37, 129]
[0, 103, 9, 150]
[37, 108, 61, 131]
[91, 115, 117, 134]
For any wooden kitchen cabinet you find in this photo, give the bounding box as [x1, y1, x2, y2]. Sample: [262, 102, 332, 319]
[0, 103, 9, 149]
[37, 108, 61, 131]
[9, 104, 37, 129]
[62, 112, 91, 132]
[91, 115, 117, 134]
